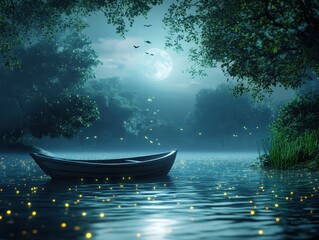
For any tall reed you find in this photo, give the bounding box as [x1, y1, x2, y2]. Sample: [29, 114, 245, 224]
[263, 130, 319, 169]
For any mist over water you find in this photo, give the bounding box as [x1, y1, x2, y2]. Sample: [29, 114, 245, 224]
[1, 151, 319, 239]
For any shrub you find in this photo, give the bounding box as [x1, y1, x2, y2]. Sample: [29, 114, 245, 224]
[262, 93, 319, 169]
[271, 93, 319, 139]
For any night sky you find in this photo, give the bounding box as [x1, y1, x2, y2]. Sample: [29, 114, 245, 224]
[84, 6, 227, 94]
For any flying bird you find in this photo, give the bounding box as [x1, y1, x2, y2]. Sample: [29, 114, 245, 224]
[144, 24, 152, 27]
[133, 45, 140, 48]
[144, 40, 152, 44]
[145, 52, 149, 55]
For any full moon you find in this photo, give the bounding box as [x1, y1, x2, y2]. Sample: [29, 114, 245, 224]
[142, 48, 173, 81]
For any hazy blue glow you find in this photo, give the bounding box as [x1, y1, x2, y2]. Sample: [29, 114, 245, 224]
[85, 7, 227, 94]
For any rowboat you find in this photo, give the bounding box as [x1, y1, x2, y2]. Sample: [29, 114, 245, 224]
[29, 150, 177, 179]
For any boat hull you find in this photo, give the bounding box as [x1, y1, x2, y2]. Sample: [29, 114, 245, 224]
[30, 150, 177, 179]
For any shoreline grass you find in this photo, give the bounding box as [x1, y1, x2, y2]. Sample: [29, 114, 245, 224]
[260, 130, 319, 169]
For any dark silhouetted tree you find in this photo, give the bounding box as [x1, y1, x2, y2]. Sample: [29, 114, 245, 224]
[79, 78, 170, 147]
[192, 84, 272, 144]
[0, 0, 163, 68]
[82, 77, 138, 140]
[163, 0, 319, 98]
[271, 94, 319, 139]
[0, 32, 99, 145]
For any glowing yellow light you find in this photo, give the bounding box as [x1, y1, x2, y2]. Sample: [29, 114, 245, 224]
[85, 232, 92, 238]
[276, 217, 280, 222]
[118, 205, 121, 208]
[74, 226, 80, 231]
[32, 211, 36, 216]
[0, 216, 2, 220]
[136, 233, 142, 238]
[82, 212, 87, 216]
[224, 192, 227, 196]
[258, 230, 264, 235]
[16, 190, 20, 194]
[65, 203, 69, 208]
[249, 200, 253, 204]
[275, 203, 279, 207]
[61, 223, 67, 228]
[6, 210, 11, 215]
[290, 192, 294, 195]
[147, 197, 151, 201]
[100, 213, 105, 218]
[250, 210, 255, 215]
[32, 229, 38, 234]
[27, 202, 31, 207]
[52, 199, 56, 202]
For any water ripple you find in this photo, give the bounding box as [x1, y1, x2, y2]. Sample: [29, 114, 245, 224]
[0, 152, 319, 239]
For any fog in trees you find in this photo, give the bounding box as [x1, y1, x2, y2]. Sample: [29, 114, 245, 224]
[2, 0, 315, 154]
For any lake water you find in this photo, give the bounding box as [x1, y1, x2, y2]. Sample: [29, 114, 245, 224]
[0, 151, 319, 240]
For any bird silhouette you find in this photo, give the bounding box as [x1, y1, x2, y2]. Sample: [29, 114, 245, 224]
[144, 41, 152, 44]
[144, 24, 152, 27]
[133, 45, 140, 48]
[145, 52, 149, 55]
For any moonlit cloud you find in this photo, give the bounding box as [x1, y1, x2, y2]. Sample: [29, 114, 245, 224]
[93, 37, 144, 79]
[91, 36, 227, 94]
[86, 11, 229, 93]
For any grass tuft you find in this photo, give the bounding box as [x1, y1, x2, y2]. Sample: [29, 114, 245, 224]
[260, 129, 319, 169]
